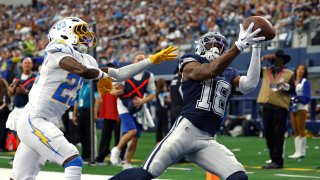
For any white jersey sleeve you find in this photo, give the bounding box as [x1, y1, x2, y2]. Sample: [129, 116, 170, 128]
[44, 40, 75, 68]
[81, 54, 99, 68]
[44, 52, 72, 69]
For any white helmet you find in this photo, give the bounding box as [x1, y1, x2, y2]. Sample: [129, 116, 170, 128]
[195, 32, 229, 62]
[48, 17, 97, 53]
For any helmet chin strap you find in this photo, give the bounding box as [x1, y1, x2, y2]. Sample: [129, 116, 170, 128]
[205, 47, 220, 62]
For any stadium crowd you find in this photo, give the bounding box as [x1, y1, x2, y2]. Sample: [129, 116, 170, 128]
[0, 0, 320, 78]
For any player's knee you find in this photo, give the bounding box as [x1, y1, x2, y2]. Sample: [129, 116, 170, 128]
[64, 156, 83, 168]
[226, 171, 248, 180]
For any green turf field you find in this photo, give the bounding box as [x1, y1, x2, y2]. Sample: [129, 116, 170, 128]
[1, 131, 320, 179]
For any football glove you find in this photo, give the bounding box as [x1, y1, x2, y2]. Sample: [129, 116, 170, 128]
[97, 77, 113, 95]
[235, 22, 265, 51]
[149, 46, 178, 64]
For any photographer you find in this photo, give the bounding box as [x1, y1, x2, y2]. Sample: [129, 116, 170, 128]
[7, 57, 36, 137]
[257, 50, 293, 169]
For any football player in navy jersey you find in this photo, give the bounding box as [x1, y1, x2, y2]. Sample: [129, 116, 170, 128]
[110, 23, 265, 180]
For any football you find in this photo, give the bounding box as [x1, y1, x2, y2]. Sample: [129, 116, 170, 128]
[243, 16, 275, 41]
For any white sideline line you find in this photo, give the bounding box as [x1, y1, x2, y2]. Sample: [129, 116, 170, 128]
[0, 155, 12, 159]
[0, 168, 111, 180]
[275, 174, 320, 179]
[0, 168, 170, 180]
[167, 167, 192, 171]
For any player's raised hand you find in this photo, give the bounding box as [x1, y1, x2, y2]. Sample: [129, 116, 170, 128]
[235, 22, 265, 51]
[149, 46, 179, 64]
[97, 76, 113, 95]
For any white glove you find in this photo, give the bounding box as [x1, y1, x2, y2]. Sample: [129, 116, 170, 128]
[235, 22, 265, 51]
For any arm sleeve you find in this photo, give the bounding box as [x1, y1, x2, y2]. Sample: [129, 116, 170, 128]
[238, 47, 261, 94]
[107, 58, 152, 82]
[44, 40, 76, 68]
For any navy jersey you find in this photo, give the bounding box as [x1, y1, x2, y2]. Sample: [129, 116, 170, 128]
[120, 71, 151, 114]
[179, 53, 241, 136]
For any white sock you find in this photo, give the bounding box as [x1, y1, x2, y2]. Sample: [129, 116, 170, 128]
[64, 166, 82, 180]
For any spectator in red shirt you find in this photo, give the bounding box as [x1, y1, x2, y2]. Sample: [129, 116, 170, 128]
[94, 63, 124, 164]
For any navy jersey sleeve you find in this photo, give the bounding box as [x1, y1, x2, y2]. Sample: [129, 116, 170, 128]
[178, 53, 209, 72]
[178, 54, 197, 72]
[232, 67, 242, 79]
[226, 67, 242, 82]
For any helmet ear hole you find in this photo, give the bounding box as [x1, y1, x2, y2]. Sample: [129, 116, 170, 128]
[61, 35, 68, 40]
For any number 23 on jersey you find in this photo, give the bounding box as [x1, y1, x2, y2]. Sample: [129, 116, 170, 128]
[52, 73, 83, 106]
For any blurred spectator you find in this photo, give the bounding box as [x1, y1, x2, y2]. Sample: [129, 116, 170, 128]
[0, 0, 318, 66]
[221, 114, 261, 137]
[110, 52, 156, 169]
[7, 58, 35, 104]
[169, 67, 183, 129]
[288, 64, 311, 159]
[61, 107, 79, 145]
[6, 57, 36, 145]
[0, 77, 10, 152]
[73, 80, 92, 162]
[94, 63, 124, 164]
[155, 78, 170, 143]
[257, 50, 293, 169]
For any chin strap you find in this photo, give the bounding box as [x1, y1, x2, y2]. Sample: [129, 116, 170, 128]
[203, 47, 221, 62]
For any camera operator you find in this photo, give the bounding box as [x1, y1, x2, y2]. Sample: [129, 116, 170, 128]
[257, 50, 293, 169]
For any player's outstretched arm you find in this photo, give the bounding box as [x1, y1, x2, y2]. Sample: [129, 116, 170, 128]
[105, 46, 178, 82]
[184, 22, 265, 81]
[233, 44, 262, 94]
[59, 56, 108, 80]
[59, 56, 113, 95]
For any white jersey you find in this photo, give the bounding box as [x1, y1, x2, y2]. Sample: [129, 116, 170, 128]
[28, 42, 98, 125]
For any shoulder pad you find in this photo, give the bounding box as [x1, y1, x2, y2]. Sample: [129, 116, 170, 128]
[178, 53, 208, 72]
[45, 40, 75, 56]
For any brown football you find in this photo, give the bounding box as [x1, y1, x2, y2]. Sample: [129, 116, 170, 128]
[243, 16, 275, 41]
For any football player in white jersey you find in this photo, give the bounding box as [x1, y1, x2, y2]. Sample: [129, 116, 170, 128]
[10, 17, 178, 180]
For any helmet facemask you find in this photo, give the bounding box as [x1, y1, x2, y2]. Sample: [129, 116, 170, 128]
[195, 32, 229, 62]
[73, 23, 97, 53]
